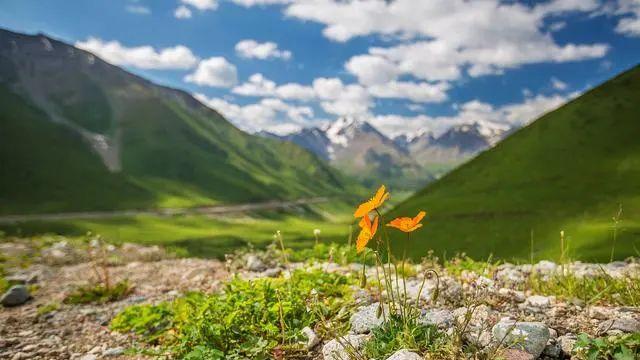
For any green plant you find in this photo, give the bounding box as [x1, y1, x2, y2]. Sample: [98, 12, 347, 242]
[111, 269, 356, 359]
[573, 332, 640, 360]
[36, 302, 60, 316]
[110, 301, 175, 343]
[64, 280, 132, 304]
[363, 314, 447, 359]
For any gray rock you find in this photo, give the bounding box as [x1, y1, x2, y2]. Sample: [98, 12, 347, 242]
[261, 268, 282, 278]
[302, 326, 320, 350]
[5, 273, 38, 285]
[385, 349, 422, 360]
[418, 309, 454, 329]
[492, 320, 550, 358]
[1, 285, 30, 306]
[79, 355, 98, 360]
[322, 334, 369, 360]
[524, 295, 553, 308]
[102, 347, 124, 357]
[543, 341, 561, 358]
[597, 317, 640, 334]
[246, 255, 266, 271]
[350, 302, 386, 334]
[557, 334, 577, 356]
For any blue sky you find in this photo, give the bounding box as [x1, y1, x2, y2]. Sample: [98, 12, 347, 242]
[2, 0, 640, 136]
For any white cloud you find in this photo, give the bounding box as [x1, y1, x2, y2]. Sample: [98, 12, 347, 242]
[232, 73, 277, 96]
[185, 57, 238, 87]
[368, 81, 449, 103]
[232, 0, 293, 6]
[75, 37, 198, 69]
[285, 0, 608, 82]
[174, 5, 193, 19]
[125, 5, 151, 15]
[344, 54, 398, 85]
[181, 0, 217, 11]
[275, 83, 316, 101]
[370, 92, 576, 137]
[551, 77, 568, 90]
[194, 93, 312, 134]
[312, 77, 372, 116]
[235, 40, 292, 60]
[611, 0, 640, 37]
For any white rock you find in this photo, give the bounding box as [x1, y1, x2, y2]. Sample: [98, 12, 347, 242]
[492, 320, 550, 358]
[418, 309, 454, 329]
[245, 255, 266, 271]
[557, 334, 577, 355]
[302, 326, 320, 350]
[350, 302, 386, 334]
[385, 349, 423, 360]
[322, 334, 369, 360]
[102, 347, 124, 357]
[524, 295, 553, 308]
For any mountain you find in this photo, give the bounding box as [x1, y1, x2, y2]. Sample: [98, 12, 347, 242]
[0, 29, 357, 215]
[266, 118, 511, 189]
[387, 65, 640, 262]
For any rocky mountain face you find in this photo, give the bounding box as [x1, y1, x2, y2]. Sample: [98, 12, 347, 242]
[263, 117, 512, 189]
[0, 28, 356, 214]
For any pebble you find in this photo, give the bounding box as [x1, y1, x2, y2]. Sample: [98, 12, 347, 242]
[322, 334, 369, 360]
[1, 285, 31, 306]
[102, 347, 125, 357]
[492, 320, 550, 358]
[301, 326, 320, 350]
[385, 349, 423, 360]
[349, 302, 386, 334]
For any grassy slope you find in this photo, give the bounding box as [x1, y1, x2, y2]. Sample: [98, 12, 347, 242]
[387, 65, 640, 262]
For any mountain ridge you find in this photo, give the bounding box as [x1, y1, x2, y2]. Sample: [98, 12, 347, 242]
[0, 28, 358, 214]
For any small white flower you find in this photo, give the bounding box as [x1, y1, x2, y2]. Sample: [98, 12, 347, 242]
[313, 229, 321, 236]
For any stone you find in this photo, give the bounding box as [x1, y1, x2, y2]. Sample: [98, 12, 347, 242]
[534, 260, 557, 274]
[557, 334, 577, 356]
[322, 334, 369, 360]
[498, 288, 526, 302]
[524, 295, 553, 308]
[597, 317, 640, 334]
[543, 341, 561, 358]
[11, 352, 30, 360]
[385, 349, 423, 360]
[1, 285, 31, 306]
[418, 309, 454, 329]
[588, 306, 612, 320]
[261, 268, 282, 278]
[102, 347, 124, 357]
[302, 326, 320, 350]
[492, 320, 550, 358]
[350, 302, 386, 334]
[79, 355, 98, 360]
[245, 255, 266, 271]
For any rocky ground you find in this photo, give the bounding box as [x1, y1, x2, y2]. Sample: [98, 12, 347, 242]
[1, 240, 639, 360]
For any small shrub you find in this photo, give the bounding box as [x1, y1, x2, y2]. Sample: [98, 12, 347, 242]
[444, 254, 500, 279]
[363, 314, 448, 359]
[573, 332, 640, 360]
[110, 301, 175, 343]
[64, 280, 132, 304]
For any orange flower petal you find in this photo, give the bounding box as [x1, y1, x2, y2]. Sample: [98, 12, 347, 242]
[413, 211, 426, 224]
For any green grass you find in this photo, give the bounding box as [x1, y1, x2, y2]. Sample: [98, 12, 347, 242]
[64, 280, 133, 304]
[0, 203, 358, 258]
[387, 65, 640, 262]
[573, 332, 640, 360]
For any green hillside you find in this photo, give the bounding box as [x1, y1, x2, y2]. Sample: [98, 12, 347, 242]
[0, 29, 357, 215]
[387, 65, 640, 262]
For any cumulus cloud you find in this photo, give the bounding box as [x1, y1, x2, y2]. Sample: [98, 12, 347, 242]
[284, 0, 608, 82]
[174, 5, 193, 19]
[235, 40, 292, 60]
[76, 38, 198, 69]
[185, 57, 238, 88]
[181, 0, 217, 11]
[609, 0, 640, 37]
[194, 93, 312, 134]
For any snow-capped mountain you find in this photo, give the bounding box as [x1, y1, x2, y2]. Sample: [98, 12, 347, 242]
[259, 117, 513, 189]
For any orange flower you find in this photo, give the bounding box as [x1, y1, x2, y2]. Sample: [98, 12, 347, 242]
[354, 185, 390, 218]
[356, 215, 379, 253]
[387, 211, 426, 233]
